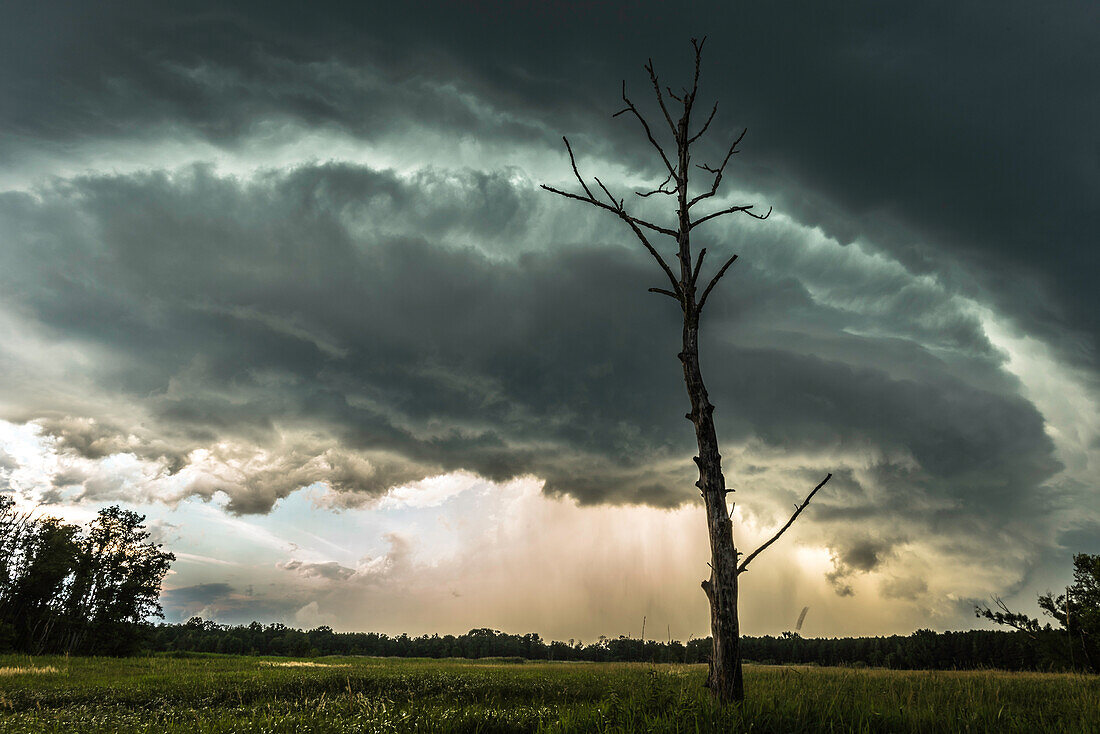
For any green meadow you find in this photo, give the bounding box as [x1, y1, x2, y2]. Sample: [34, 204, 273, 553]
[0, 654, 1096, 733]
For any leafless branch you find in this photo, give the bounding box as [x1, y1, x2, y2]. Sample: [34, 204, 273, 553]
[558, 136, 594, 200]
[691, 247, 707, 286]
[543, 183, 683, 297]
[688, 102, 718, 145]
[688, 36, 707, 105]
[688, 128, 747, 208]
[648, 287, 680, 301]
[541, 138, 682, 298]
[636, 171, 676, 198]
[691, 204, 771, 230]
[697, 128, 746, 174]
[643, 61, 678, 135]
[614, 81, 678, 179]
[623, 219, 684, 300]
[737, 474, 832, 575]
[539, 140, 680, 239]
[593, 176, 619, 208]
[544, 182, 681, 239]
[696, 253, 737, 311]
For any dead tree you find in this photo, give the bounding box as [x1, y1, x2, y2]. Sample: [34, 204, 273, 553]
[542, 38, 831, 703]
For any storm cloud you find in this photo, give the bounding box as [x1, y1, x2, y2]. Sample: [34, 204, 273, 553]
[0, 0, 1095, 633]
[4, 1, 1094, 364]
[0, 157, 1073, 604]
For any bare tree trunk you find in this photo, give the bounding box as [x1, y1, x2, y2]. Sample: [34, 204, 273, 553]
[681, 309, 743, 701]
[674, 108, 743, 697]
[542, 37, 830, 705]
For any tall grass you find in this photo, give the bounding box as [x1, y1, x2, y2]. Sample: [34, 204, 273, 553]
[0, 654, 1095, 732]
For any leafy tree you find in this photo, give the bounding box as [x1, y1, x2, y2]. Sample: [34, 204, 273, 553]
[977, 553, 1100, 672]
[5, 515, 81, 652]
[0, 497, 174, 655]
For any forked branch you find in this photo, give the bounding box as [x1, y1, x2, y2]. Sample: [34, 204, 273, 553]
[644, 61, 678, 136]
[686, 36, 706, 109]
[541, 138, 678, 238]
[737, 473, 832, 574]
[614, 82, 678, 179]
[689, 128, 747, 208]
[541, 137, 682, 300]
[636, 171, 676, 198]
[688, 102, 718, 145]
[696, 253, 737, 311]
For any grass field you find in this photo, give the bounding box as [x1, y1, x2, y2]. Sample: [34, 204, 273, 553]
[0, 654, 1096, 733]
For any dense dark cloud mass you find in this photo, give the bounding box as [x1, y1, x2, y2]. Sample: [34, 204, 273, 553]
[4, 1, 1094, 365]
[0, 162, 1065, 560]
[0, 0, 1095, 627]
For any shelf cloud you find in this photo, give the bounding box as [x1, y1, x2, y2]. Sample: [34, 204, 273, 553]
[0, 0, 1095, 635]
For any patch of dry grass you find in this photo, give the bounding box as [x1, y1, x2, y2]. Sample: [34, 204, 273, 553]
[0, 665, 60, 676]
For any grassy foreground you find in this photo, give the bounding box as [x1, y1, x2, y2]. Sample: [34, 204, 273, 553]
[0, 654, 1096, 733]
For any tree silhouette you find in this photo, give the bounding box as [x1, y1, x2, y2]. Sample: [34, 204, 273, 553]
[542, 38, 831, 703]
[978, 553, 1100, 672]
[0, 497, 174, 655]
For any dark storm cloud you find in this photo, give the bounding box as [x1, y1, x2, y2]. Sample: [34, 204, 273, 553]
[824, 534, 902, 596]
[0, 163, 1060, 549]
[0, 0, 1091, 607]
[0, 2, 559, 166]
[838, 538, 894, 574]
[3, 1, 1095, 369]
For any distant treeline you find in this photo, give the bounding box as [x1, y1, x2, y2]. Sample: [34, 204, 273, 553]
[146, 619, 1080, 672]
[0, 497, 174, 656]
[3, 493, 1091, 673]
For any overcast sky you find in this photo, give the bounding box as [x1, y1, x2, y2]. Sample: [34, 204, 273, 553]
[0, 0, 1096, 640]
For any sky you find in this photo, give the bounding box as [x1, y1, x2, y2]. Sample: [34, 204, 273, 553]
[0, 0, 1097, 640]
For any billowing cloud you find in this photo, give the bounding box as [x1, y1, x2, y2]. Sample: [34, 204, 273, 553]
[0, 1, 1095, 636]
[0, 162, 1062, 523]
[4, 1, 1094, 365]
[0, 155, 1078, 613]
